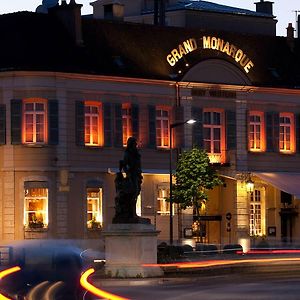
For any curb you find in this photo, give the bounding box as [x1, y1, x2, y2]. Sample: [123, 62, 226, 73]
[91, 259, 300, 287]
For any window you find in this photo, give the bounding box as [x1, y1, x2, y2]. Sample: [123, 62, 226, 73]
[87, 188, 102, 229]
[279, 113, 295, 153]
[104, 4, 113, 19]
[203, 110, 225, 163]
[24, 187, 48, 229]
[157, 186, 174, 215]
[156, 108, 170, 148]
[122, 104, 132, 146]
[249, 111, 265, 152]
[23, 100, 47, 144]
[249, 189, 265, 237]
[249, 190, 262, 236]
[85, 102, 103, 146]
[136, 194, 142, 217]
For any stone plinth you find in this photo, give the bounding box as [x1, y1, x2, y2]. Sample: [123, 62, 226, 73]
[103, 223, 163, 278]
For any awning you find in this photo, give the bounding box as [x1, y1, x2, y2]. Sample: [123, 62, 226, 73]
[254, 172, 300, 199]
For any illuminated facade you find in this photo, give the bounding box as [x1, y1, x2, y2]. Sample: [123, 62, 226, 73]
[0, 1, 300, 251]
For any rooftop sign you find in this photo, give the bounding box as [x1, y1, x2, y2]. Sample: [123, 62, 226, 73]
[166, 36, 254, 74]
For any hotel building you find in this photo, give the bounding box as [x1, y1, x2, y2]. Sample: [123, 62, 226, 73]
[0, 0, 300, 251]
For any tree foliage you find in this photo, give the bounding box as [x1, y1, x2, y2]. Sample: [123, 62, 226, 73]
[172, 147, 222, 211]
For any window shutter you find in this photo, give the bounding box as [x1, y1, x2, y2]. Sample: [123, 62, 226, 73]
[174, 106, 184, 148]
[226, 110, 236, 150]
[114, 103, 123, 147]
[191, 107, 203, 148]
[0, 104, 6, 145]
[11, 99, 22, 145]
[296, 114, 300, 153]
[48, 100, 59, 145]
[75, 101, 85, 146]
[265, 112, 273, 151]
[273, 113, 279, 152]
[148, 105, 156, 148]
[104, 102, 112, 147]
[132, 104, 139, 140]
[246, 110, 249, 151]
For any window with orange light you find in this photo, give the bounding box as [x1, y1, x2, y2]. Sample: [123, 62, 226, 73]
[156, 108, 170, 148]
[84, 102, 103, 146]
[279, 113, 295, 153]
[87, 188, 102, 229]
[23, 100, 47, 144]
[249, 189, 265, 236]
[157, 186, 174, 215]
[203, 109, 225, 163]
[249, 111, 265, 152]
[24, 187, 48, 229]
[122, 104, 132, 146]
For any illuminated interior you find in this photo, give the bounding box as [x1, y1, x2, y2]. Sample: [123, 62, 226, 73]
[156, 107, 170, 148]
[279, 112, 295, 153]
[84, 101, 103, 146]
[157, 186, 174, 215]
[24, 188, 48, 229]
[203, 109, 226, 163]
[122, 103, 132, 147]
[22, 98, 47, 144]
[249, 188, 266, 236]
[249, 111, 265, 152]
[87, 188, 102, 229]
[136, 194, 142, 216]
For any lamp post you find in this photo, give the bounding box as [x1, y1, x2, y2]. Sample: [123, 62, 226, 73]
[169, 119, 196, 245]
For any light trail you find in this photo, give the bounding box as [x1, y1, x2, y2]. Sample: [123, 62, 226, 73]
[80, 268, 130, 300]
[237, 249, 300, 255]
[143, 257, 300, 269]
[0, 266, 21, 300]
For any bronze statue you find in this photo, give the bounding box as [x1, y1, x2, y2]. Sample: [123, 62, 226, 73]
[113, 137, 150, 224]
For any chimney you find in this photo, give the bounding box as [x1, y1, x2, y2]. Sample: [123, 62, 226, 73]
[154, 0, 166, 26]
[286, 23, 295, 51]
[90, 0, 124, 21]
[255, 0, 273, 15]
[49, 0, 83, 45]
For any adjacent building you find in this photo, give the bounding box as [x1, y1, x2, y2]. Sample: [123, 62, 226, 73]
[0, 0, 300, 251]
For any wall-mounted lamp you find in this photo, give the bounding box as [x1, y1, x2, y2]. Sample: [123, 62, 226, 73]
[246, 177, 254, 193]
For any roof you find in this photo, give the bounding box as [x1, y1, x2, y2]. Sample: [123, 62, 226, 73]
[0, 11, 298, 89]
[142, 0, 273, 18]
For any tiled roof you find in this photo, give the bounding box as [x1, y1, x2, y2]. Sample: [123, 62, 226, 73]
[0, 11, 298, 88]
[143, 0, 273, 18]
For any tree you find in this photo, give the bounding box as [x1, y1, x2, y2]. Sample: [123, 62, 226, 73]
[172, 148, 222, 239]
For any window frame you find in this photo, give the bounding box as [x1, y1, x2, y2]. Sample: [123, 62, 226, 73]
[122, 103, 132, 147]
[156, 185, 175, 215]
[249, 188, 265, 237]
[248, 111, 265, 152]
[203, 108, 225, 163]
[279, 112, 295, 153]
[24, 187, 48, 230]
[156, 106, 170, 149]
[84, 101, 103, 147]
[86, 187, 103, 230]
[22, 98, 48, 145]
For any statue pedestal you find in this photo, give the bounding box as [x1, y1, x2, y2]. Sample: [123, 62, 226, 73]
[103, 224, 163, 278]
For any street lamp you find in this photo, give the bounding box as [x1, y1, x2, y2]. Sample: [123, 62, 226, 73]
[169, 118, 196, 245]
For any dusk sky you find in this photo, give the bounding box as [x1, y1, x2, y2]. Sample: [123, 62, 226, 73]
[0, 0, 299, 36]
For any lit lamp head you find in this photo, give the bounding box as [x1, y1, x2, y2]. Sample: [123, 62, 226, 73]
[246, 178, 254, 193]
[186, 119, 196, 125]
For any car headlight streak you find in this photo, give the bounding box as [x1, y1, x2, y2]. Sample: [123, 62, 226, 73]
[0, 266, 21, 300]
[80, 268, 130, 300]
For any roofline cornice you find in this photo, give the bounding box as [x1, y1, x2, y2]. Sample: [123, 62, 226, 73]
[0, 70, 300, 95]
